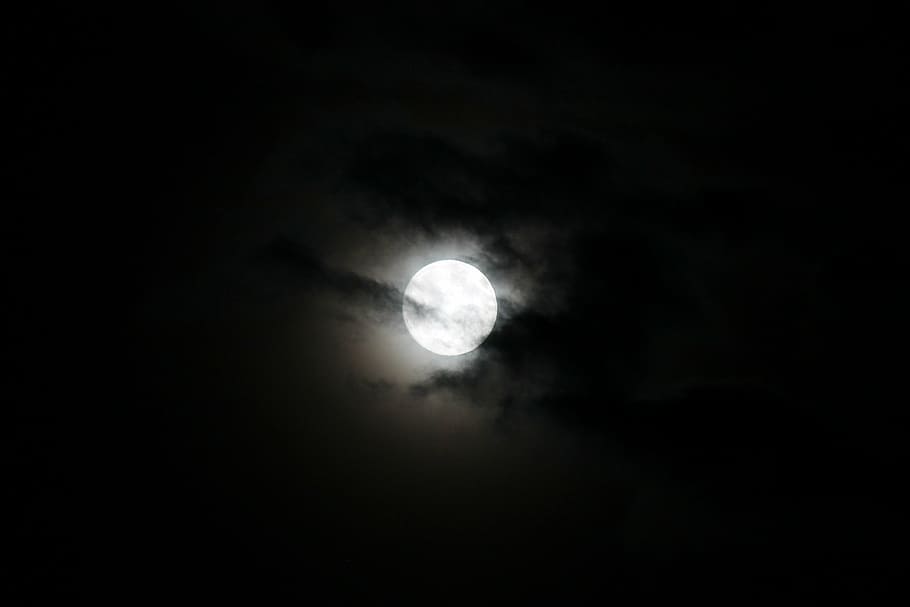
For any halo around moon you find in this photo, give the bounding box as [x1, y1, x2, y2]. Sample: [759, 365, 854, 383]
[402, 260, 497, 356]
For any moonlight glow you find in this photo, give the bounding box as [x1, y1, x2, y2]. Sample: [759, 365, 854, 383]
[403, 260, 497, 356]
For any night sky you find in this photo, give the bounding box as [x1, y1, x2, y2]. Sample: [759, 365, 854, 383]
[10, 3, 909, 601]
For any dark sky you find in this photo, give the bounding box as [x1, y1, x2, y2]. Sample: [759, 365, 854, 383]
[10, 2, 909, 601]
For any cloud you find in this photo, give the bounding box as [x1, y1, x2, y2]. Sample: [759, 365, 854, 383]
[403, 222, 692, 413]
[256, 236, 406, 319]
[240, 33, 843, 443]
[342, 130, 614, 236]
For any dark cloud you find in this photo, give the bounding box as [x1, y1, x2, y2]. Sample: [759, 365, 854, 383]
[343, 130, 614, 234]
[257, 235, 459, 328]
[359, 378, 396, 392]
[255, 236, 407, 320]
[259, 237, 402, 309]
[399, 223, 702, 419]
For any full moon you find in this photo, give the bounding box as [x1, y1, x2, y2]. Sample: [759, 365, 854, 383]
[402, 260, 498, 356]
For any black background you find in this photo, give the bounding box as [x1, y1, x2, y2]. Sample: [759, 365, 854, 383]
[8, 2, 908, 601]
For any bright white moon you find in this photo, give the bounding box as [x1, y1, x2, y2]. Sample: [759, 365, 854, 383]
[403, 260, 497, 356]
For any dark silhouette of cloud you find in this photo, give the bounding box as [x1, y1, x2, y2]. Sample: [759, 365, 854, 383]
[343, 130, 615, 236]
[260, 236, 402, 310]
